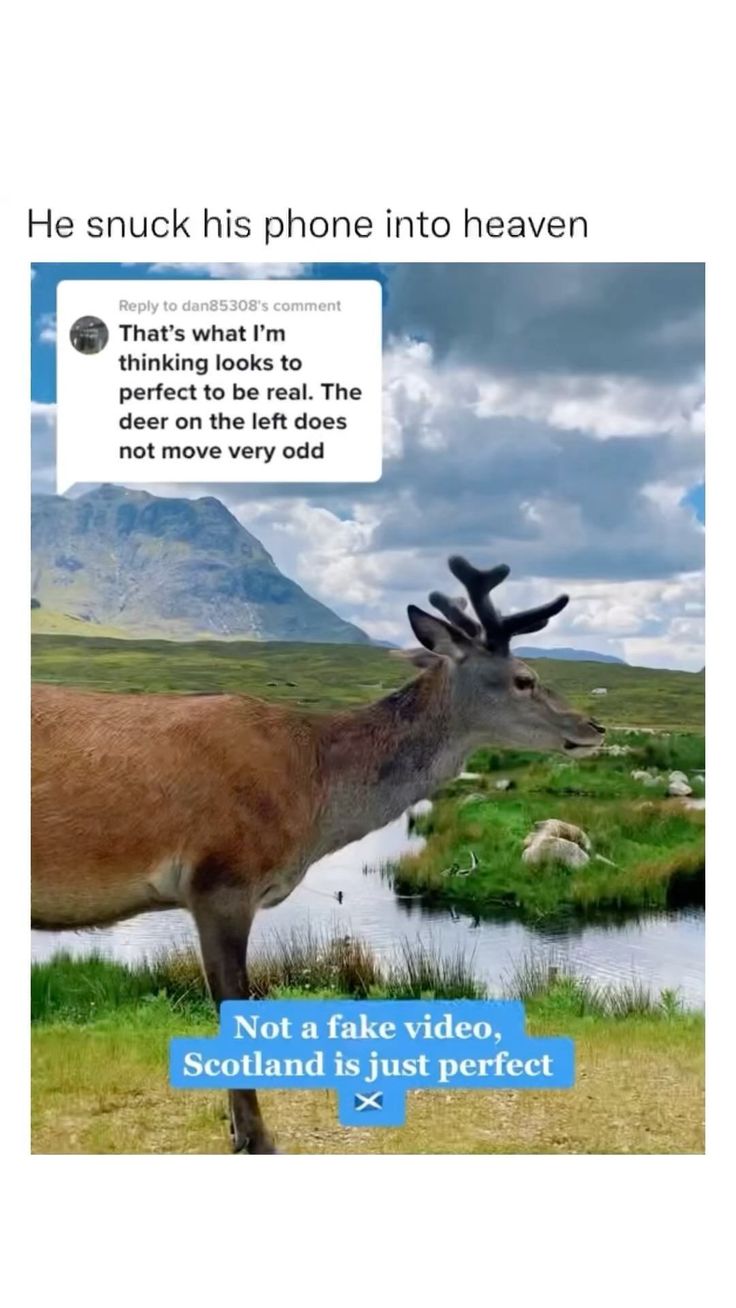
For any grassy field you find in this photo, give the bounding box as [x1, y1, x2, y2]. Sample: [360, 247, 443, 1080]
[31, 632, 405, 709]
[31, 942, 704, 1155]
[31, 632, 705, 726]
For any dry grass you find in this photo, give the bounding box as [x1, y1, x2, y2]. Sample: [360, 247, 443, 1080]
[31, 1009, 703, 1155]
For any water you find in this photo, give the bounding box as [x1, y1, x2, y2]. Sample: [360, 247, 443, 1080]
[31, 807, 704, 1006]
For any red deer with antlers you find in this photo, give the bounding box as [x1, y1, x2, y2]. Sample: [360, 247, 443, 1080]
[32, 557, 604, 1153]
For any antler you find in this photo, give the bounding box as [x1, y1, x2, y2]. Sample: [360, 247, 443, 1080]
[427, 591, 481, 639]
[428, 556, 569, 653]
[447, 558, 510, 645]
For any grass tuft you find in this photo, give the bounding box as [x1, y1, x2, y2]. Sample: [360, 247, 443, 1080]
[31, 928, 485, 1024]
[502, 953, 685, 1019]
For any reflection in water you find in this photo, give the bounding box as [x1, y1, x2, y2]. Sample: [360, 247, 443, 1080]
[31, 808, 705, 1006]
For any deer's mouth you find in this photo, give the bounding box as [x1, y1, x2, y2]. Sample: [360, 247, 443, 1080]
[563, 739, 601, 756]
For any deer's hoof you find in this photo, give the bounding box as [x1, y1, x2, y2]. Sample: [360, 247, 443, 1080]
[232, 1134, 280, 1155]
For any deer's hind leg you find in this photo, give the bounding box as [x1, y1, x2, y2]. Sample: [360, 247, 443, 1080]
[190, 877, 277, 1155]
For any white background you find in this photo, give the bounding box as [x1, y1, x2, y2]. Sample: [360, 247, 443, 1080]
[2, 3, 731, 1305]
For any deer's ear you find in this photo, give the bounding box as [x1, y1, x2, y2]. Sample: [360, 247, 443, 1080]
[407, 605, 471, 663]
[390, 646, 441, 669]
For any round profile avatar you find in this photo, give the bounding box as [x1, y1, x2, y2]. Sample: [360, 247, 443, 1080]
[69, 315, 109, 355]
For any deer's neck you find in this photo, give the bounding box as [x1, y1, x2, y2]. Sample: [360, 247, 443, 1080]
[316, 665, 468, 853]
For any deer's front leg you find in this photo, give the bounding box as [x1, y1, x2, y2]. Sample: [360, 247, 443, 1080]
[191, 887, 277, 1155]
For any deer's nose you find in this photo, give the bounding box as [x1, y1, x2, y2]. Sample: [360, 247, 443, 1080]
[588, 719, 605, 734]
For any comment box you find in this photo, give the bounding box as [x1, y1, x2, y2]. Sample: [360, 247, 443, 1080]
[56, 279, 383, 492]
[170, 999, 575, 1128]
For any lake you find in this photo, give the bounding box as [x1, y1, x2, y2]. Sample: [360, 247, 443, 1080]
[31, 807, 704, 1006]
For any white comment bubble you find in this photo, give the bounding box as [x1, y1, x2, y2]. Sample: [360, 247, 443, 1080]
[56, 279, 383, 492]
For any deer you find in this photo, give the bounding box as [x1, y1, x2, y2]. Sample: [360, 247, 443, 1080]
[31, 556, 604, 1153]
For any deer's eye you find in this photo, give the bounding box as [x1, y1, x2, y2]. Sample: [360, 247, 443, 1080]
[514, 674, 535, 692]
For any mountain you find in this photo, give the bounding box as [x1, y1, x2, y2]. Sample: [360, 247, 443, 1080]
[516, 646, 625, 664]
[31, 485, 369, 644]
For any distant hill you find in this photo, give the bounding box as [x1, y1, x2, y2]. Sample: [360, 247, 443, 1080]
[31, 485, 369, 644]
[515, 646, 625, 664]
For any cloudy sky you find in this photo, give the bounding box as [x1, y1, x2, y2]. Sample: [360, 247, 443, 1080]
[31, 262, 705, 669]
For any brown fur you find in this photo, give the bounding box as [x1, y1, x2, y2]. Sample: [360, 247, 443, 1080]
[32, 684, 324, 928]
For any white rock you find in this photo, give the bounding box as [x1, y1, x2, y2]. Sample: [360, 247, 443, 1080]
[668, 770, 689, 785]
[494, 778, 514, 791]
[667, 779, 693, 797]
[409, 799, 433, 818]
[605, 744, 631, 756]
[522, 836, 590, 869]
[591, 687, 608, 696]
[631, 768, 662, 787]
[529, 818, 591, 851]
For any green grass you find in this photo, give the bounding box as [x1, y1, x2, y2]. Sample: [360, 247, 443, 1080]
[31, 633, 407, 710]
[31, 633, 705, 726]
[393, 729, 705, 919]
[31, 609, 131, 639]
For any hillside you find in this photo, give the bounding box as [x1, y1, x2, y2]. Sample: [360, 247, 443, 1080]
[31, 485, 368, 644]
[31, 608, 130, 639]
[515, 647, 625, 664]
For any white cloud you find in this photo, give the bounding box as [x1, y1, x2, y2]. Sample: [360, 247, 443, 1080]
[474, 372, 704, 439]
[623, 631, 705, 670]
[226, 335, 703, 667]
[147, 262, 307, 278]
[31, 402, 57, 491]
[37, 312, 57, 344]
[231, 497, 384, 606]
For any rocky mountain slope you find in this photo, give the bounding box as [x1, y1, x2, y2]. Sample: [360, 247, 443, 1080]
[31, 485, 369, 643]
